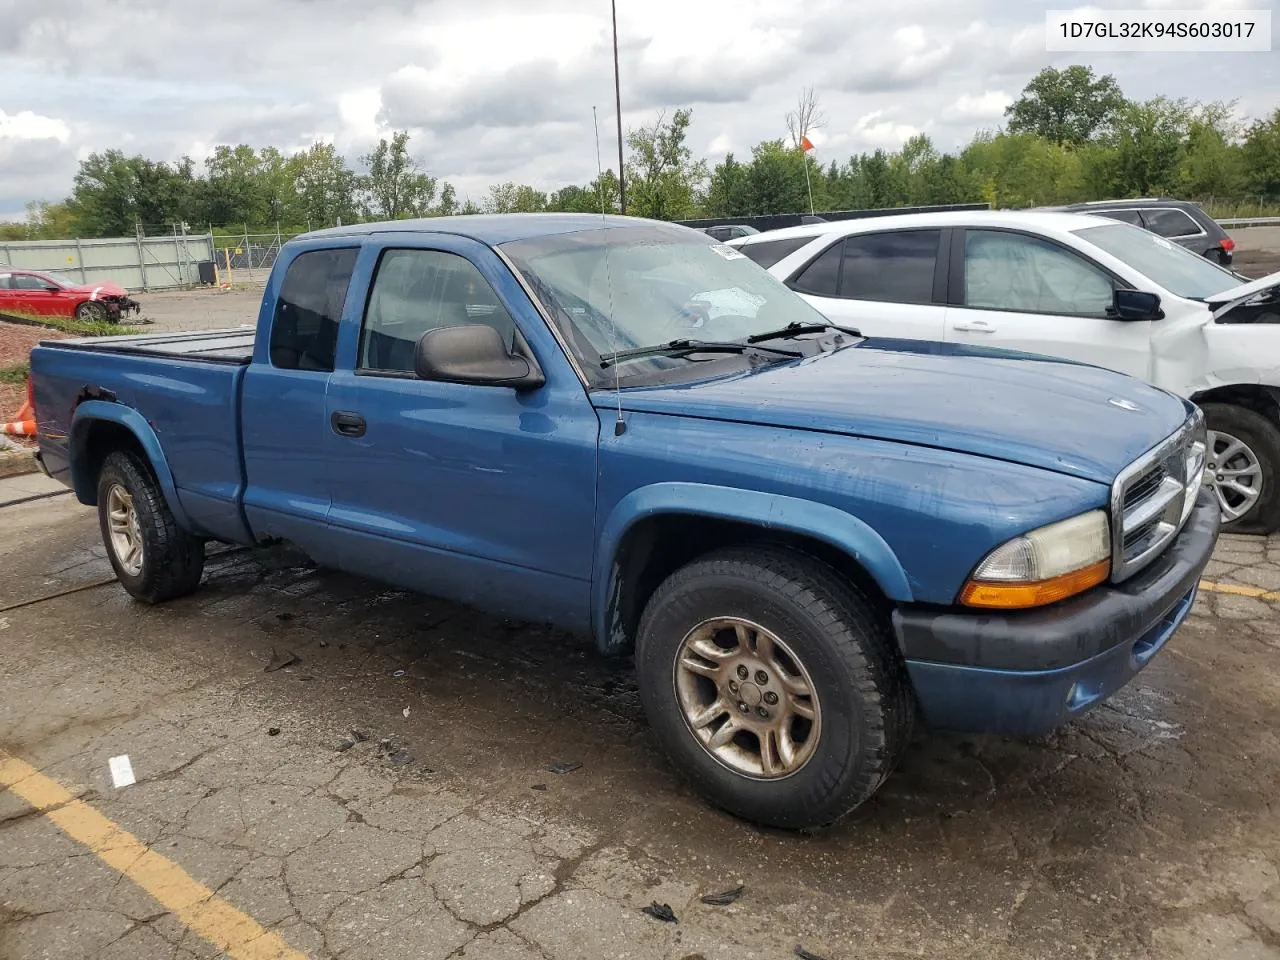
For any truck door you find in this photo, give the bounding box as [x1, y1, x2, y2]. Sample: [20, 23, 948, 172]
[240, 245, 358, 554]
[322, 235, 599, 631]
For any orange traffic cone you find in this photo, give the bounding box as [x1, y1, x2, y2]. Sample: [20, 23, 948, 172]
[2, 398, 35, 436]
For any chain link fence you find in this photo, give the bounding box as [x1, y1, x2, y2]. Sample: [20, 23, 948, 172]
[209, 228, 304, 284]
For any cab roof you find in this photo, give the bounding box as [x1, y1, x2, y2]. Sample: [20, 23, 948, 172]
[296, 213, 668, 247]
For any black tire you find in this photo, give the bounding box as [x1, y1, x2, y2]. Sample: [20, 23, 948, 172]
[75, 300, 111, 324]
[635, 545, 914, 830]
[1201, 402, 1280, 535]
[97, 450, 205, 602]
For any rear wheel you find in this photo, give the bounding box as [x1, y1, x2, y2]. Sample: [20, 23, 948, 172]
[635, 546, 913, 829]
[97, 451, 205, 602]
[1201, 403, 1280, 534]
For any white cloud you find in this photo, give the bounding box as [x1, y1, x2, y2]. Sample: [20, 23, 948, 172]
[0, 109, 69, 142]
[0, 0, 1271, 214]
[950, 91, 1013, 121]
[852, 111, 920, 149]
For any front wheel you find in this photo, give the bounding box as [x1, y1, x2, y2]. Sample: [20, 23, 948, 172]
[635, 546, 914, 830]
[75, 300, 111, 324]
[97, 451, 205, 602]
[1201, 403, 1280, 535]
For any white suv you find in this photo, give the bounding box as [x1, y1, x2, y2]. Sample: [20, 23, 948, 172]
[729, 211, 1280, 532]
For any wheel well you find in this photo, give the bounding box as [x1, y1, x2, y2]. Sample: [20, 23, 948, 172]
[74, 420, 148, 505]
[1191, 385, 1280, 422]
[602, 514, 891, 656]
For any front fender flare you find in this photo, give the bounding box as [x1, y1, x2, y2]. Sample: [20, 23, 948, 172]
[591, 482, 913, 651]
[69, 400, 191, 529]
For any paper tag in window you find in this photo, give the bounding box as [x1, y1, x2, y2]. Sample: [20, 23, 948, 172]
[709, 243, 746, 261]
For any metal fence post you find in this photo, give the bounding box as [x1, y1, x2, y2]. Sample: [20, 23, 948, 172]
[74, 237, 87, 283]
[135, 223, 150, 292]
[244, 223, 254, 282]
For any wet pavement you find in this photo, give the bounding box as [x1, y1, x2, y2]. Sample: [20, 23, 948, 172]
[1, 474, 1279, 960]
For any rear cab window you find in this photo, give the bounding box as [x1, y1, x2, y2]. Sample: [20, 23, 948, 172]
[269, 248, 358, 372]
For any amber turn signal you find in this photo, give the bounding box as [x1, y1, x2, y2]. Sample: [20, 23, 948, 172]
[959, 558, 1110, 610]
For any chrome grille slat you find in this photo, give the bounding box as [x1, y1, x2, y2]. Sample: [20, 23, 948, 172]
[1124, 463, 1166, 510]
[1110, 411, 1205, 583]
[1124, 476, 1184, 530]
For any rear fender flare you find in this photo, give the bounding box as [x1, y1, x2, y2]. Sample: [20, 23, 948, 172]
[591, 482, 913, 649]
[69, 400, 191, 528]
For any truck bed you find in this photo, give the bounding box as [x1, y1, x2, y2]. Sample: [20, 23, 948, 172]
[49, 327, 255, 364]
[31, 328, 255, 546]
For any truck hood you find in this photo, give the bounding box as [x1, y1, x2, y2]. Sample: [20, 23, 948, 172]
[597, 338, 1191, 485]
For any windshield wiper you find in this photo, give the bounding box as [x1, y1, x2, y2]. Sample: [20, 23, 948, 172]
[746, 321, 863, 343]
[599, 339, 802, 369]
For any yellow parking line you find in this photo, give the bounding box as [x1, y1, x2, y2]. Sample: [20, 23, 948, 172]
[0, 751, 307, 960]
[1198, 578, 1280, 601]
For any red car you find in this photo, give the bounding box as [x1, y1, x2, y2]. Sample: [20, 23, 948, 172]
[0, 269, 141, 323]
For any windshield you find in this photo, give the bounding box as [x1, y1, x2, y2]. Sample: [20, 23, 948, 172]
[1073, 221, 1241, 300]
[500, 223, 831, 387]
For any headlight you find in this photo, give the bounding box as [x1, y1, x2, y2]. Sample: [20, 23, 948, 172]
[1181, 415, 1207, 526]
[960, 510, 1111, 610]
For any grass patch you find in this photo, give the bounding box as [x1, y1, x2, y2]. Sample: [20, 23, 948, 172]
[0, 311, 141, 337]
[0, 363, 29, 385]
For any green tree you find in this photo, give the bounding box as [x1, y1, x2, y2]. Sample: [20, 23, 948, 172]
[25, 201, 77, 239]
[258, 147, 299, 225]
[1102, 97, 1193, 196]
[204, 145, 268, 226]
[1242, 108, 1280, 198]
[741, 140, 811, 215]
[546, 171, 620, 214]
[702, 153, 752, 218]
[1177, 102, 1247, 199]
[291, 143, 358, 228]
[959, 133, 1084, 207]
[625, 108, 707, 220]
[360, 130, 438, 220]
[435, 182, 459, 217]
[1005, 65, 1127, 145]
[68, 151, 194, 236]
[484, 182, 548, 213]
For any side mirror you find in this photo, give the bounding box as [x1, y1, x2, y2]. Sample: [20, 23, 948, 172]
[413, 324, 545, 390]
[1109, 289, 1164, 321]
[43, 284, 61, 293]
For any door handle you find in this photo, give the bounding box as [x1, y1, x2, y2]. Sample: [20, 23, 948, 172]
[952, 319, 996, 333]
[330, 411, 366, 438]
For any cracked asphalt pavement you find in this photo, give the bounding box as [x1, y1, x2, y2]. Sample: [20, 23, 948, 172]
[1, 474, 1279, 960]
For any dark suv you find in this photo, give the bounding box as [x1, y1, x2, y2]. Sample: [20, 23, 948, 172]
[1051, 199, 1235, 265]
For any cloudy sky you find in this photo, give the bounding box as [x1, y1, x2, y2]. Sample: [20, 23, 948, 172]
[0, 0, 1275, 219]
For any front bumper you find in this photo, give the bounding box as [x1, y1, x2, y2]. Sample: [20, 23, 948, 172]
[892, 490, 1220, 734]
[107, 296, 142, 318]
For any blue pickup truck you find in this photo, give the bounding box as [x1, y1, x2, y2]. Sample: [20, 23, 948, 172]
[30, 214, 1219, 829]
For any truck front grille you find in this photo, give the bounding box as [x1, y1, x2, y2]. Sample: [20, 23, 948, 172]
[1111, 411, 1206, 583]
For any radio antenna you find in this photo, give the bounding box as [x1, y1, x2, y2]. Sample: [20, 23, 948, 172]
[594, 105, 625, 436]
